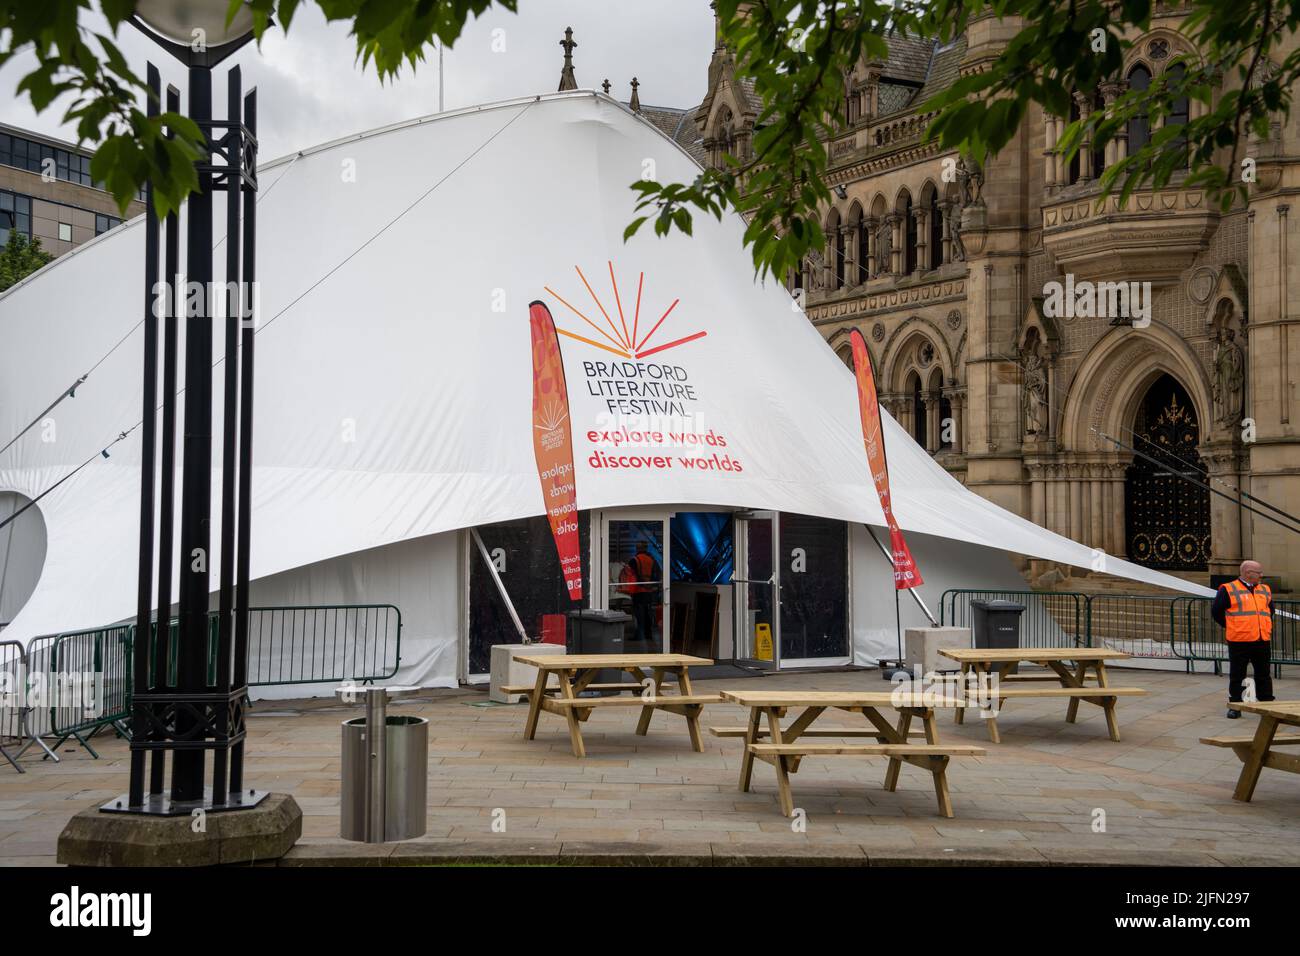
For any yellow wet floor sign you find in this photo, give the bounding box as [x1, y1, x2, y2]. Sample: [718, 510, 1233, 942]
[755, 623, 773, 661]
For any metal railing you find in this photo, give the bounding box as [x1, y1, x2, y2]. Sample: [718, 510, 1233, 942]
[48, 624, 133, 750]
[245, 604, 401, 686]
[10, 634, 65, 763]
[1087, 594, 1190, 660]
[1170, 597, 1220, 665]
[940, 589, 1300, 669]
[939, 590, 1087, 648]
[1, 603, 401, 770]
[0, 640, 25, 772]
[142, 604, 402, 689]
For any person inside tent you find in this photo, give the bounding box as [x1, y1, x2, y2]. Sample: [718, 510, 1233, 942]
[625, 540, 661, 646]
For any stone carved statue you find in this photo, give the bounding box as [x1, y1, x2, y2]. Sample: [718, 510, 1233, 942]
[956, 156, 985, 208]
[949, 206, 967, 261]
[805, 248, 827, 291]
[876, 217, 892, 274]
[1021, 339, 1049, 437]
[1212, 324, 1245, 429]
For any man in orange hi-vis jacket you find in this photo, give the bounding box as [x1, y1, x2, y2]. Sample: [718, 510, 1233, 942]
[1213, 560, 1275, 719]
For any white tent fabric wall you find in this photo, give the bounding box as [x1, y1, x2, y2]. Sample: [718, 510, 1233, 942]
[0, 91, 1212, 659]
[850, 525, 1039, 665]
[0, 492, 46, 629]
[242, 531, 460, 700]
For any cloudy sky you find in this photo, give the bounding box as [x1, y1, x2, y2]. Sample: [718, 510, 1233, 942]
[1, 1, 715, 161]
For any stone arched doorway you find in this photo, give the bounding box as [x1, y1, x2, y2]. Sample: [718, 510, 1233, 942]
[1124, 374, 1211, 570]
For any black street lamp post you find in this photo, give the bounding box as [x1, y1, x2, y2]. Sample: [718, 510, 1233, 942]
[108, 1, 263, 815]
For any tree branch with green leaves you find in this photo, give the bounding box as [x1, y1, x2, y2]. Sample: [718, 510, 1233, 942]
[4, 1, 1298, 280]
[0, 0, 518, 216]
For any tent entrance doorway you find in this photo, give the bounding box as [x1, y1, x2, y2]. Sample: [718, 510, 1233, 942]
[593, 511, 669, 652]
[734, 511, 852, 670]
[733, 511, 778, 669]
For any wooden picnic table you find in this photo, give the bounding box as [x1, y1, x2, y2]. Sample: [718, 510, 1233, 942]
[938, 647, 1146, 743]
[1200, 701, 1300, 802]
[511, 653, 717, 758]
[716, 689, 985, 818]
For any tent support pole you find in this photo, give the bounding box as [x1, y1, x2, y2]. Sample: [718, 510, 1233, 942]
[470, 528, 529, 643]
[863, 524, 938, 626]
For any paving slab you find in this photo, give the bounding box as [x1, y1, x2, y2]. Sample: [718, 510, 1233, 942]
[3, 670, 1298, 866]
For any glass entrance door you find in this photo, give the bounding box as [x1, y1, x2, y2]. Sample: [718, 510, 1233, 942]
[733, 511, 778, 669]
[596, 512, 669, 652]
[778, 513, 850, 667]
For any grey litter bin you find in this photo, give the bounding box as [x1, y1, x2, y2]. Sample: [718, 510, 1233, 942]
[970, 600, 1025, 649]
[336, 686, 427, 842]
[567, 608, 636, 695]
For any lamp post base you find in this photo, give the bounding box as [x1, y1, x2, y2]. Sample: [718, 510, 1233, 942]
[57, 792, 300, 867]
[99, 786, 269, 816]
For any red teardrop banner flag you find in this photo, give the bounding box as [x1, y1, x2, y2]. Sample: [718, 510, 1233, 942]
[850, 328, 923, 590]
[529, 300, 584, 600]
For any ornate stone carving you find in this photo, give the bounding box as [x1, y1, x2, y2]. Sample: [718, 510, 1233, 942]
[876, 216, 893, 273]
[1211, 317, 1245, 429]
[805, 248, 828, 291]
[946, 309, 962, 330]
[1187, 266, 1216, 305]
[947, 201, 967, 262]
[956, 156, 984, 209]
[1021, 335, 1050, 438]
[871, 322, 886, 342]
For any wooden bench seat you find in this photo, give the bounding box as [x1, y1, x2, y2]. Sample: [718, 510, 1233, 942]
[986, 687, 1146, 699]
[501, 682, 647, 696]
[745, 741, 986, 818]
[748, 743, 985, 757]
[547, 694, 721, 707]
[709, 725, 926, 739]
[957, 685, 1146, 744]
[1201, 734, 1300, 748]
[1001, 673, 1096, 683]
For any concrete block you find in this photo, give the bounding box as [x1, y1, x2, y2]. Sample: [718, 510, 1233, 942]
[490, 642, 566, 703]
[904, 626, 970, 675]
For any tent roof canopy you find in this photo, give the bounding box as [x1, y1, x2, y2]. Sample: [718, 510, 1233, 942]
[0, 91, 1212, 642]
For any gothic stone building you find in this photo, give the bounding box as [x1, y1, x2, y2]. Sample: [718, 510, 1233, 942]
[684, 11, 1300, 591]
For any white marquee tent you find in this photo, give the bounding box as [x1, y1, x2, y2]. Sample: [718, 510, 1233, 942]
[0, 92, 1213, 693]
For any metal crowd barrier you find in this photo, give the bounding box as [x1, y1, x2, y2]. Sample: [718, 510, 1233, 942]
[11, 634, 62, 764]
[940, 589, 1300, 670]
[1, 603, 401, 771]
[939, 589, 1087, 648]
[1, 640, 25, 772]
[1087, 594, 1190, 660]
[145, 604, 401, 690]
[47, 624, 133, 754]
[245, 604, 402, 686]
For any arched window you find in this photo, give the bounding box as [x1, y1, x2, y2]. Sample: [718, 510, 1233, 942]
[1066, 91, 1106, 185]
[901, 193, 916, 274]
[927, 188, 943, 268]
[826, 209, 842, 290]
[910, 373, 927, 449]
[1127, 65, 1152, 156]
[857, 216, 870, 285]
[869, 195, 887, 280]
[1068, 96, 1082, 185]
[930, 369, 951, 450]
[1167, 62, 1189, 168]
[834, 223, 846, 288]
[939, 391, 953, 449]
